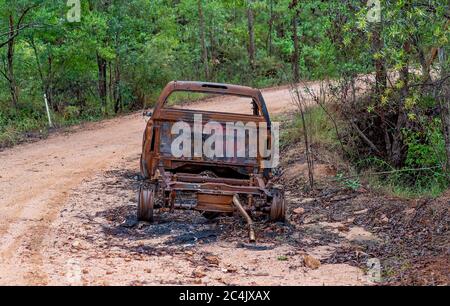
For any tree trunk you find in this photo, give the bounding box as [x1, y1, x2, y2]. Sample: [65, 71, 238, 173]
[291, 9, 300, 83]
[247, 0, 256, 70]
[441, 95, 450, 172]
[47, 54, 56, 111]
[438, 48, 450, 171]
[198, 0, 209, 80]
[92, 0, 109, 113]
[113, 60, 122, 114]
[7, 14, 18, 109]
[372, 22, 387, 99]
[30, 37, 55, 112]
[267, 0, 274, 56]
[97, 53, 107, 113]
[209, 26, 216, 81]
[108, 61, 113, 104]
[372, 22, 389, 155]
[418, 47, 431, 82]
[390, 42, 410, 167]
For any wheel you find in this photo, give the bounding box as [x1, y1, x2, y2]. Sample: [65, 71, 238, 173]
[140, 154, 149, 179]
[269, 189, 286, 222]
[201, 211, 221, 220]
[137, 185, 155, 222]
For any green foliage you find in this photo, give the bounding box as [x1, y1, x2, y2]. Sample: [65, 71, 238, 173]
[0, 107, 46, 146]
[404, 119, 446, 170]
[280, 107, 340, 150]
[359, 116, 449, 198]
[277, 255, 288, 261]
[62, 105, 80, 121]
[335, 173, 362, 191]
[399, 118, 448, 195]
[165, 92, 211, 107]
[367, 169, 447, 199]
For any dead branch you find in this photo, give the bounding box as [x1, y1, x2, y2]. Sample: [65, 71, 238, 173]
[289, 82, 315, 189]
[330, 166, 442, 181]
[348, 120, 381, 154]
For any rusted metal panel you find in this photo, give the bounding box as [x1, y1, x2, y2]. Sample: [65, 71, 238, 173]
[196, 193, 234, 213]
[158, 108, 267, 123]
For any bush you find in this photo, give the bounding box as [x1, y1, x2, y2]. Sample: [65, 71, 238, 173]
[63, 106, 81, 121]
[0, 108, 46, 147]
[359, 117, 448, 198]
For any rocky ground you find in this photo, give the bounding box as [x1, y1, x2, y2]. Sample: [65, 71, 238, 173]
[280, 143, 449, 286]
[36, 156, 371, 286]
[35, 143, 448, 286]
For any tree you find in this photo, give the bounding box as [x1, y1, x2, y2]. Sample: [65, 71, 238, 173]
[290, 0, 300, 83]
[267, 0, 274, 56]
[247, 0, 256, 70]
[89, 0, 110, 113]
[0, 2, 38, 108]
[198, 0, 209, 80]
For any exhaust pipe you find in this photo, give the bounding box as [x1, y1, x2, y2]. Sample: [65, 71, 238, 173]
[232, 195, 256, 242]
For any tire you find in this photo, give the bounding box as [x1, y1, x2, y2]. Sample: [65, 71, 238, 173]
[137, 185, 155, 222]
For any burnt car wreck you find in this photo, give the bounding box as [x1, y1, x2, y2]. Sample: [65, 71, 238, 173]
[138, 81, 286, 242]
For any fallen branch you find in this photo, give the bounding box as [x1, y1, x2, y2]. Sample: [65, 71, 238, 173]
[349, 120, 382, 155]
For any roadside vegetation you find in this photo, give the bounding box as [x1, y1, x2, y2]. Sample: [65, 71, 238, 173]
[282, 105, 449, 198]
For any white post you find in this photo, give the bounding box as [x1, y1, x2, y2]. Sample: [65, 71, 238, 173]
[44, 94, 53, 127]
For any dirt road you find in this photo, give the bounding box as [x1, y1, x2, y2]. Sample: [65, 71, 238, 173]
[0, 85, 370, 285]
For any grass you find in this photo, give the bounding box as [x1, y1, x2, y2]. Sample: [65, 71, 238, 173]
[0, 106, 106, 148]
[279, 106, 341, 150]
[0, 112, 46, 147]
[277, 255, 289, 261]
[357, 155, 448, 199]
[365, 170, 448, 199]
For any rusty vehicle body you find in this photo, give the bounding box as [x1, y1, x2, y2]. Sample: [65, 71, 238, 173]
[138, 81, 285, 241]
